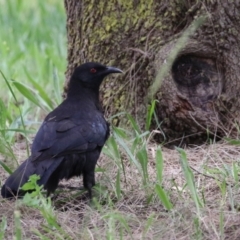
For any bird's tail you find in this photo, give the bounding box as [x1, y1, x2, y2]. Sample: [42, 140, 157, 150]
[1, 156, 63, 199]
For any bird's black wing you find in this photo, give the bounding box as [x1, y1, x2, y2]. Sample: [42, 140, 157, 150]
[31, 107, 109, 162]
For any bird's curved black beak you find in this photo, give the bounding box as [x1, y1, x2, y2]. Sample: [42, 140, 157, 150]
[106, 66, 123, 74]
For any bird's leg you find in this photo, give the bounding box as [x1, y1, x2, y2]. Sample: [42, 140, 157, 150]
[46, 190, 51, 197]
[83, 171, 95, 199]
[87, 184, 92, 199]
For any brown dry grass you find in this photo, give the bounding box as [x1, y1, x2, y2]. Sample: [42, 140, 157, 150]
[1, 141, 240, 239]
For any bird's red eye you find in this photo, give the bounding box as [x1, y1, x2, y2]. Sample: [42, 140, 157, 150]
[90, 68, 97, 73]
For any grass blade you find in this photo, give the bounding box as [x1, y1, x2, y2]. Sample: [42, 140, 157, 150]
[52, 66, 62, 105]
[14, 210, 22, 240]
[136, 144, 149, 186]
[156, 147, 163, 184]
[0, 99, 7, 137]
[155, 184, 173, 210]
[1, 71, 30, 156]
[12, 80, 43, 109]
[115, 170, 121, 200]
[1, 128, 35, 134]
[24, 68, 54, 110]
[126, 113, 141, 134]
[103, 136, 121, 161]
[103, 136, 126, 182]
[224, 137, 240, 145]
[114, 129, 141, 172]
[0, 216, 7, 240]
[0, 160, 13, 174]
[177, 148, 204, 213]
[146, 99, 157, 131]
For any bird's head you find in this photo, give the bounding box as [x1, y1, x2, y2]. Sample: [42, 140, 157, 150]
[70, 62, 123, 89]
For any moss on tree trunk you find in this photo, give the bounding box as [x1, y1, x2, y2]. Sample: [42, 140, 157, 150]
[64, 0, 240, 145]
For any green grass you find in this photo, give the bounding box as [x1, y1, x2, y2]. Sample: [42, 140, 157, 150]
[0, 0, 66, 159]
[0, 0, 66, 120]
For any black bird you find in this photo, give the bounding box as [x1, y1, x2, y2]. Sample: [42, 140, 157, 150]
[1, 62, 122, 199]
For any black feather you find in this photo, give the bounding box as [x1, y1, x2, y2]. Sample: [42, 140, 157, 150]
[1, 62, 122, 199]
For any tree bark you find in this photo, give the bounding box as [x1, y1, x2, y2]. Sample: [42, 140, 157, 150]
[64, 0, 240, 145]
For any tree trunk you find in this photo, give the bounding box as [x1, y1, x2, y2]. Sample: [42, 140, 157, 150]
[64, 0, 240, 145]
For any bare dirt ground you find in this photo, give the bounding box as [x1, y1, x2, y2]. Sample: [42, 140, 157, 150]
[1, 141, 240, 239]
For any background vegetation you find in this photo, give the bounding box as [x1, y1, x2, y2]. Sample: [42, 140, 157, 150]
[0, 0, 240, 239]
[0, 0, 66, 159]
[0, 0, 66, 120]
